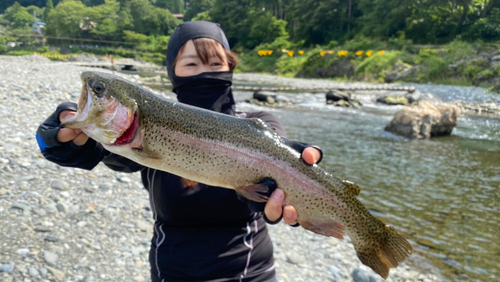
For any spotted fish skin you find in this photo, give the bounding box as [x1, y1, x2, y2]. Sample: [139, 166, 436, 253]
[64, 71, 412, 279]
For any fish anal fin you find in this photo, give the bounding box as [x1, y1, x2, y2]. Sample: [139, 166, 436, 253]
[236, 183, 270, 203]
[355, 225, 413, 279]
[343, 180, 361, 196]
[299, 219, 345, 239]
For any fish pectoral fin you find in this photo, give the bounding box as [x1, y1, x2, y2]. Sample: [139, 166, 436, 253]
[343, 180, 361, 197]
[236, 183, 271, 203]
[299, 219, 345, 239]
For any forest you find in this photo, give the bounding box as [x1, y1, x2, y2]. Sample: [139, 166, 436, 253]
[1, 0, 499, 89]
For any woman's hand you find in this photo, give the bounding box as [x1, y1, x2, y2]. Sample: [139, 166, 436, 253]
[57, 110, 89, 146]
[264, 147, 322, 225]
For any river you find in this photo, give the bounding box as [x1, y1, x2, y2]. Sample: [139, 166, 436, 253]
[229, 77, 500, 282]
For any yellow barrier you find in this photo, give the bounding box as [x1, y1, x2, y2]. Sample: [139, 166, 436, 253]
[257, 49, 387, 57]
[34, 52, 71, 59]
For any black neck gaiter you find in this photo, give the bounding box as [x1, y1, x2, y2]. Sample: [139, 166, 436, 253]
[173, 71, 235, 116]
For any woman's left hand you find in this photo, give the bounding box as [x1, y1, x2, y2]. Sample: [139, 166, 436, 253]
[264, 147, 322, 225]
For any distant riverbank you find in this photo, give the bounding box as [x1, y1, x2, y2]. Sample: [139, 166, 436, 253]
[236, 41, 500, 93]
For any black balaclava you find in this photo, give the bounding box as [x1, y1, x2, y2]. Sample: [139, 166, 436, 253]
[166, 21, 235, 115]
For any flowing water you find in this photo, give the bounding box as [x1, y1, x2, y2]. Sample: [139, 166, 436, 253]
[231, 81, 500, 282]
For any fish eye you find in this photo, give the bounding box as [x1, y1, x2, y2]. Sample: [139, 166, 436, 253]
[92, 82, 106, 97]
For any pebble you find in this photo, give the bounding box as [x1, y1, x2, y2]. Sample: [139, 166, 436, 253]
[50, 179, 69, 190]
[44, 251, 59, 267]
[0, 55, 444, 282]
[0, 262, 15, 273]
[28, 267, 39, 277]
[352, 267, 379, 282]
[15, 248, 29, 256]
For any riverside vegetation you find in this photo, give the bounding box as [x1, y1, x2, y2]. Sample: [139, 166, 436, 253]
[1, 1, 500, 91]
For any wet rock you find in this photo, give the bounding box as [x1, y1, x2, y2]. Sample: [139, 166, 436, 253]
[253, 91, 278, 103]
[385, 63, 415, 83]
[385, 102, 461, 139]
[376, 95, 409, 105]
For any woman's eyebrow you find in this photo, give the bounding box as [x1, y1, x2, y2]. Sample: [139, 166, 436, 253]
[178, 54, 199, 60]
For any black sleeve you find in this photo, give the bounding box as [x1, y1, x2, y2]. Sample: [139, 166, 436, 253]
[101, 153, 145, 173]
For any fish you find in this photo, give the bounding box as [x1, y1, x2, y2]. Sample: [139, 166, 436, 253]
[63, 71, 412, 279]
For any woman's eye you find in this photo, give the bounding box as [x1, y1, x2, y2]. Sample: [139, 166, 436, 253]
[186, 63, 197, 66]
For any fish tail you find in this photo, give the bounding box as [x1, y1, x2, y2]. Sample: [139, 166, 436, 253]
[355, 225, 413, 279]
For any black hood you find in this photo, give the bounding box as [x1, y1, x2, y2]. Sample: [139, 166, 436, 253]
[166, 21, 231, 83]
[165, 21, 235, 115]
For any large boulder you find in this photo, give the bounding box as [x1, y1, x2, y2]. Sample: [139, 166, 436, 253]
[384, 102, 461, 139]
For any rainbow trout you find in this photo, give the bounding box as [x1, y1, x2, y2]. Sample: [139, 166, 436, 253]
[64, 71, 412, 278]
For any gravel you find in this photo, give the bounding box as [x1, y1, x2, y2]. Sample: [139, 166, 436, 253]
[0, 55, 443, 282]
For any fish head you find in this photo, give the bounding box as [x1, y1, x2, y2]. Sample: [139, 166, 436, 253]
[63, 71, 139, 146]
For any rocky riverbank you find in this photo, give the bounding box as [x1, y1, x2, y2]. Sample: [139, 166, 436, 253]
[0, 55, 443, 282]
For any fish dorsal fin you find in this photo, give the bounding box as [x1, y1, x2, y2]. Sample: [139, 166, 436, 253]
[343, 180, 360, 196]
[247, 118, 270, 130]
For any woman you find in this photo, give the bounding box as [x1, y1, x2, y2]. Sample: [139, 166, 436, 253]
[36, 21, 322, 282]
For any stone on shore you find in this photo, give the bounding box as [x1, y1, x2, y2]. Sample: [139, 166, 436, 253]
[384, 102, 461, 139]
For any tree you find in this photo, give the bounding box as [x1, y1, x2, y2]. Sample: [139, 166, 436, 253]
[4, 2, 36, 28]
[184, 0, 213, 21]
[127, 0, 180, 36]
[87, 0, 121, 38]
[209, 0, 253, 47]
[44, 0, 89, 39]
[43, 0, 54, 21]
[154, 0, 184, 14]
[287, 0, 346, 45]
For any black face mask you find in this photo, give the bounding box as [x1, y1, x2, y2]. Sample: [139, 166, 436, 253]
[173, 71, 235, 115]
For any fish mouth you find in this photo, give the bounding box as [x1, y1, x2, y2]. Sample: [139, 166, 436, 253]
[113, 110, 139, 145]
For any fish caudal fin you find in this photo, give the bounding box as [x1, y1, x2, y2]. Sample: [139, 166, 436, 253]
[299, 219, 345, 239]
[355, 225, 413, 279]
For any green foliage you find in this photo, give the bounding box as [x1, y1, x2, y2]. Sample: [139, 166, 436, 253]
[275, 54, 309, 77]
[4, 2, 36, 28]
[415, 51, 448, 81]
[355, 51, 400, 81]
[0, 45, 8, 54]
[44, 0, 89, 38]
[235, 52, 278, 74]
[192, 11, 212, 21]
[43, 0, 54, 21]
[245, 11, 288, 49]
[184, 0, 213, 21]
[342, 35, 385, 52]
[37, 45, 49, 52]
[155, 0, 184, 14]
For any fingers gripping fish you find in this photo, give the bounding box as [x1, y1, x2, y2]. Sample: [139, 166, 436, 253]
[63, 71, 412, 279]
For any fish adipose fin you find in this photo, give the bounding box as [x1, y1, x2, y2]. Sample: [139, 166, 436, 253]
[299, 219, 345, 239]
[356, 225, 413, 279]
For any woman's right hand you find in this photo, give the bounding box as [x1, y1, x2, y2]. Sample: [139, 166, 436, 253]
[58, 111, 89, 146]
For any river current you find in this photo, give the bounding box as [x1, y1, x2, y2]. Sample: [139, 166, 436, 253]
[231, 79, 500, 282]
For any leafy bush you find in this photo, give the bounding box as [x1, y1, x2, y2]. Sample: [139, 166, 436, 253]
[275, 54, 309, 77]
[355, 51, 400, 81]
